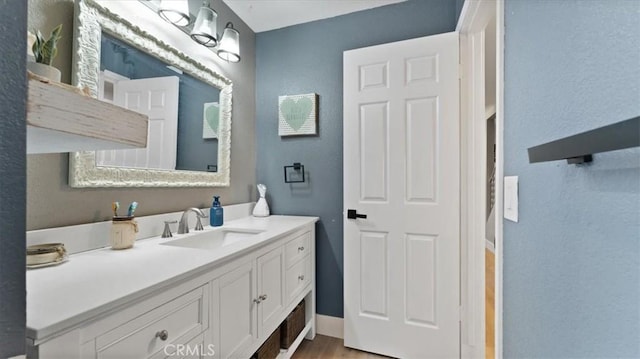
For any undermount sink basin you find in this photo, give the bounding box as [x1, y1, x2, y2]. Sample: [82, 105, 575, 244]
[161, 228, 264, 250]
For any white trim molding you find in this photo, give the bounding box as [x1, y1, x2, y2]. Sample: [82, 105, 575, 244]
[495, 2, 505, 358]
[315, 314, 344, 339]
[69, 0, 232, 188]
[458, 1, 504, 358]
[486, 239, 495, 253]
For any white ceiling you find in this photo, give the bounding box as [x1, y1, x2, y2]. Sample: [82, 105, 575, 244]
[222, 0, 407, 33]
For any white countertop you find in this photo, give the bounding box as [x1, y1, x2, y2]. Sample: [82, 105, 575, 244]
[26, 215, 318, 342]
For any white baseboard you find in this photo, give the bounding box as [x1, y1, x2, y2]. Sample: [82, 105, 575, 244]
[316, 314, 344, 339]
[486, 239, 495, 253]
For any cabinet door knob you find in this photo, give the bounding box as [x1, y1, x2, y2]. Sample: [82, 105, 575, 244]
[259, 294, 268, 301]
[253, 297, 262, 304]
[298, 275, 305, 281]
[155, 329, 169, 341]
[298, 246, 305, 251]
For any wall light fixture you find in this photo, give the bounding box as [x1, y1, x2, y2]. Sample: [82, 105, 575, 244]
[149, 0, 241, 62]
[190, 3, 218, 47]
[158, 0, 190, 27]
[217, 22, 241, 63]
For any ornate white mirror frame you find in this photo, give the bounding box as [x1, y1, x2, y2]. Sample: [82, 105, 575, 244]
[69, 0, 232, 187]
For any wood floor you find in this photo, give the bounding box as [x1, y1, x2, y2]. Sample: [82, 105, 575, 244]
[292, 335, 391, 359]
[486, 248, 495, 359]
[294, 250, 495, 359]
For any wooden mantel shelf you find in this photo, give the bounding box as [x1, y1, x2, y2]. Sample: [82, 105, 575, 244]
[27, 72, 148, 154]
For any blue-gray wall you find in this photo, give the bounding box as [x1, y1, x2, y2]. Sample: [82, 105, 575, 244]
[256, 0, 457, 318]
[504, 0, 640, 356]
[101, 34, 219, 172]
[0, 0, 27, 355]
[456, 0, 465, 22]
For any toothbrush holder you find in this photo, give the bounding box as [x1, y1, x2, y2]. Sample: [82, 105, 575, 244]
[110, 216, 138, 249]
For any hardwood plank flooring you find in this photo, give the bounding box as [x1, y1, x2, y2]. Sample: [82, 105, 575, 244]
[486, 248, 495, 359]
[292, 335, 391, 359]
[295, 251, 496, 359]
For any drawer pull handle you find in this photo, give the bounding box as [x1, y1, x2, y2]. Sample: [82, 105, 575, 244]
[298, 246, 305, 251]
[298, 275, 305, 281]
[259, 294, 268, 301]
[156, 330, 169, 341]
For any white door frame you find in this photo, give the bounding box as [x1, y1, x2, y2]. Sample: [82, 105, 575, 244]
[457, 1, 504, 358]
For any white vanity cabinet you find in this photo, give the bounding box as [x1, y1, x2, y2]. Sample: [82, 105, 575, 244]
[27, 217, 316, 359]
[283, 232, 312, 305]
[213, 228, 314, 359]
[31, 279, 212, 359]
[256, 247, 286, 339]
[214, 246, 285, 359]
[94, 285, 210, 358]
[216, 261, 257, 358]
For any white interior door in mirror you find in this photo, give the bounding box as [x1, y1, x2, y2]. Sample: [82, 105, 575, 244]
[97, 76, 179, 170]
[98, 70, 128, 104]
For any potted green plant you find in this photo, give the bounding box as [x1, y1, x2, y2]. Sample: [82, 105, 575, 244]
[27, 24, 63, 82]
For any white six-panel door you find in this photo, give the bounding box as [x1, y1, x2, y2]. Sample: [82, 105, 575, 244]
[96, 76, 179, 170]
[343, 32, 460, 358]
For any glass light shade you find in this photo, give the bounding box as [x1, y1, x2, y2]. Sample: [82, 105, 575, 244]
[158, 0, 190, 27]
[217, 23, 240, 63]
[190, 6, 218, 47]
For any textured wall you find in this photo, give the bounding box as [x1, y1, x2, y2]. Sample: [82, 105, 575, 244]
[256, 0, 457, 317]
[26, 0, 256, 230]
[504, 0, 640, 356]
[0, 0, 27, 355]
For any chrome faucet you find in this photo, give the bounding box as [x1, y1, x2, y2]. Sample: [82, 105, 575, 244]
[178, 208, 207, 234]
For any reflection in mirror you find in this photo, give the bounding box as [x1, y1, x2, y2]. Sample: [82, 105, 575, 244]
[98, 34, 220, 172]
[70, 0, 232, 187]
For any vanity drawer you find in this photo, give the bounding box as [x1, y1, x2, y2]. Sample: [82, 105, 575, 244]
[150, 332, 212, 359]
[285, 255, 311, 304]
[284, 231, 311, 268]
[96, 284, 209, 359]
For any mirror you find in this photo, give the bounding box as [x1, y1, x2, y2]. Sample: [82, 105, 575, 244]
[69, 0, 232, 187]
[98, 33, 220, 172]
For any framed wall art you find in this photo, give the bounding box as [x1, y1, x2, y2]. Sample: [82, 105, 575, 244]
[203, 102, 219, 139]
[278, 93, 318, 136]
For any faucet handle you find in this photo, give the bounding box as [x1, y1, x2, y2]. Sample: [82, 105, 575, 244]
[162, 220, 177, 238]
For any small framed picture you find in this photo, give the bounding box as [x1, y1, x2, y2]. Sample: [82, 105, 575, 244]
[278, 93, 318, 136]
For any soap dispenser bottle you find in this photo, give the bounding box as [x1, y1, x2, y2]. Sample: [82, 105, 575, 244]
[210, 196, 224, 227]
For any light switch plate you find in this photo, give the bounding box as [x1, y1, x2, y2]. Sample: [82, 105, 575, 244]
[504, 176, 519, 222]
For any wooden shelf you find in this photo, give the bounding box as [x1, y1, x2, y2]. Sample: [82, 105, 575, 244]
[528, 116, 640, 164]
[27, 72, 148, 154]
[277, 319, 313, 359]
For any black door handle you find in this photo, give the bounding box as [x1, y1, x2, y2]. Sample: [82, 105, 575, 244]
[347, 209, 367, 219]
